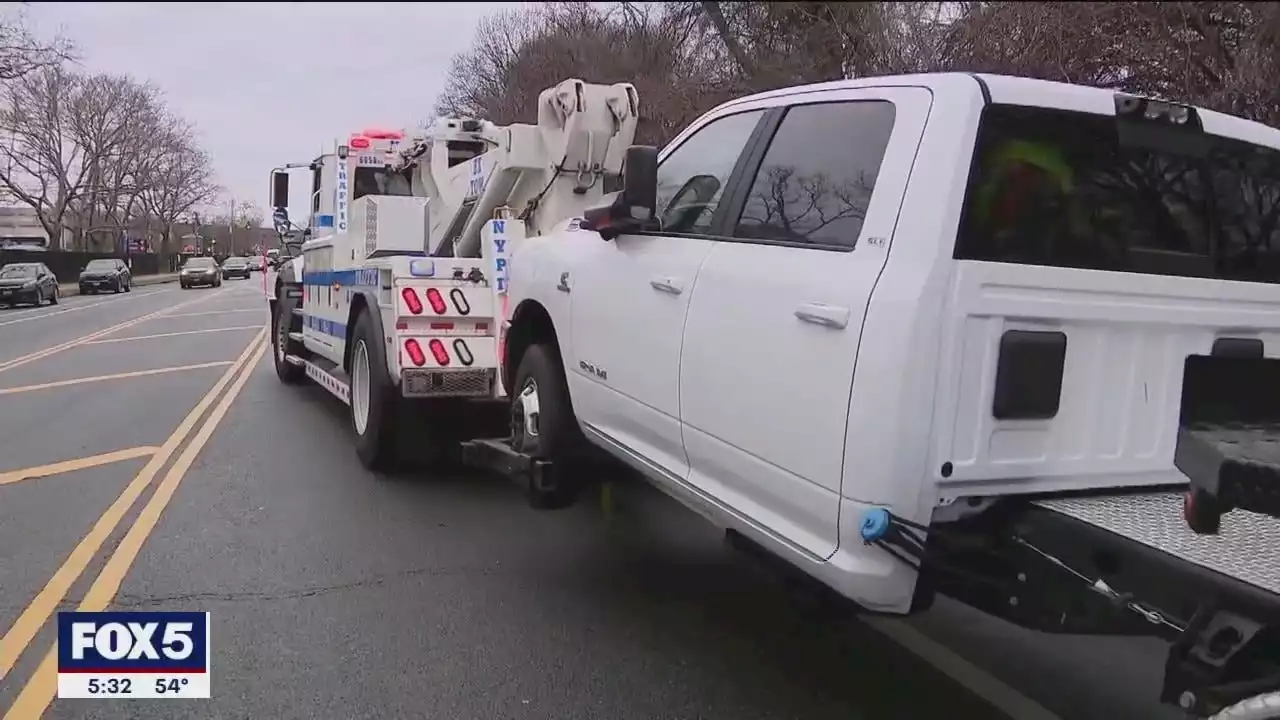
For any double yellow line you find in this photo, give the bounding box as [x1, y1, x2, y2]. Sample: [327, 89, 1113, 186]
[0, 327, 270, 719]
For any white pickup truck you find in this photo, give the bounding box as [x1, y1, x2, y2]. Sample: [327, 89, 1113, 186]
[479, 73, 1280, 718]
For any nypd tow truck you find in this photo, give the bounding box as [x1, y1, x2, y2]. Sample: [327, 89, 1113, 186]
[268, 71, 1280, 718]
[265, 78, 638, 476]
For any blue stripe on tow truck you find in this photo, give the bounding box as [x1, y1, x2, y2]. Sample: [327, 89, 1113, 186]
[301, 269, 380, 287]
[303, 313, 346, 338]
[298, 269, 379, 338]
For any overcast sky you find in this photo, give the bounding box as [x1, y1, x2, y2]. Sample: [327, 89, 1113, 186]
[28, 1, 519, 220]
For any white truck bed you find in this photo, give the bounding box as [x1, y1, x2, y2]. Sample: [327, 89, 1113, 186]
[1036, 493, 1280, 596]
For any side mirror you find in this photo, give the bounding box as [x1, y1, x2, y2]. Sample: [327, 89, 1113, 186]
[271, 171, 290, 210]
[580, 144, 659, 241]
[620, 145, 658, 215]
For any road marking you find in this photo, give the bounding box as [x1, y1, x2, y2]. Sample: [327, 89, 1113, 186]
[4, 335, 270, 718]
[0, 289, 230, 374]
[0, 329, 266, 683]
[0, 447, 160, 486]
[0, 287, 177, 328]
[151, 308, 265, 319]
[0, 361, 234, 396]
[83, 325, 264, 345]
[861, 616, 1063, 720]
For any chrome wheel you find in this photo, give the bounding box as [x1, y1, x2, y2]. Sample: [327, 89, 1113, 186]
[351, 339, 372, 436]
[516, 379, 540, 438]
[274, 306, 289, 364]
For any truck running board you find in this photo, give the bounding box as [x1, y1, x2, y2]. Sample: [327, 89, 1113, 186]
[287, 354, 351, 405]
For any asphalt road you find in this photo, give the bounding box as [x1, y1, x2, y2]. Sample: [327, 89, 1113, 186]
[0, 277, 1183, 720]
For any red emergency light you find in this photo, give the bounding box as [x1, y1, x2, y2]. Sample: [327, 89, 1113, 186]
[349, 136, 372, 150]
[362, 127, 404, 140]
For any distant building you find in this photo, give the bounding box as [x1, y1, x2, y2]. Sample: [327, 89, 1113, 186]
[0, 205, 60, 249]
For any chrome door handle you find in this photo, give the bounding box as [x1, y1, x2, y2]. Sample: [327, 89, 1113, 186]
[649, 277, 683, 295]
[794, 302, 850, 329]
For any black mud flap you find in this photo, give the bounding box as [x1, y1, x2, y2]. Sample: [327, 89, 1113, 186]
[1176, 424, 1280, 534]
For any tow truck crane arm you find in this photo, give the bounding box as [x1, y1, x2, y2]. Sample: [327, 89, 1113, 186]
[390, 78, 639, 258]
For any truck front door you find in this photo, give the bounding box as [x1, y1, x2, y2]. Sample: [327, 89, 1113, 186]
[678, 88, 932, 559]
[567, 109, 768, 479]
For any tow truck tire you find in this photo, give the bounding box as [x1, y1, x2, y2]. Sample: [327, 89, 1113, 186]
[349, 310, 402, 472]
[511, 343, 589, 509]
[272, 292, 306, 385]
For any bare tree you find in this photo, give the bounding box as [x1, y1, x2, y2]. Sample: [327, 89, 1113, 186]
[439, 0, 1280, 159]
[0, 65, 88, 246]
[233, 200, 264, 229]
[435, 2, 736, 146]
[65, 73, 170, 250]
[136, 124, 218, 257]
[0, 5, 74, 82]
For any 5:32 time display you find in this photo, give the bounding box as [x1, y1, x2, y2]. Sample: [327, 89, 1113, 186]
[87, 678, 133, 695]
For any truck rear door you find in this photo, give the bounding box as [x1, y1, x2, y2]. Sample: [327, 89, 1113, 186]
[678, 87, 933, 559]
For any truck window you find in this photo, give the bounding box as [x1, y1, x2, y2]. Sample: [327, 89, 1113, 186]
[955, 104, 1280, 284]
[657, 109, 765, 235]
[311, 161, 322, 214]
[733, 101, 896, 250]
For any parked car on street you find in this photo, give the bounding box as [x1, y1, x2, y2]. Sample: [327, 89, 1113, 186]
[0, 261, 58, 306]
[222, 256, 251, 280]
[78, 258, 131, 294]
[180, 256, 222, 289]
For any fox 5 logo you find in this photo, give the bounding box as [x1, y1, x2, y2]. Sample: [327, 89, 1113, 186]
[58, 612, 209, 672]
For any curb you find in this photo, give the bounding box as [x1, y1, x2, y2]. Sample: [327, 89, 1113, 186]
[58, 274, 181, 298]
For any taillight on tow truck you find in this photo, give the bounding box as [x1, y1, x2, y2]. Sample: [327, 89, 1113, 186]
[404, 339, 427, 366]
[427, 339, 450, 366]
[402, 288, 424, 315]
[425, 288, 448, 315]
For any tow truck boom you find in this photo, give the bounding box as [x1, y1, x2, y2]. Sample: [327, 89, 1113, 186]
[391, 79, 639, 258]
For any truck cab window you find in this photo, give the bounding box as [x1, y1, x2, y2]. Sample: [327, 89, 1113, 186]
[733, 101, 896, 249]
[310, 161, 322, 214]
[656, 109, 764, 235]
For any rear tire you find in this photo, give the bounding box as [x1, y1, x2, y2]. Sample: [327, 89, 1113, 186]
[510, 343, 590, 509]
[349, 310, 403, 472]
[272, 292, 306, 385]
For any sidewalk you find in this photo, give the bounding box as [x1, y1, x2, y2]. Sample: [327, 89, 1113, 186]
[58, 272, 181, 297]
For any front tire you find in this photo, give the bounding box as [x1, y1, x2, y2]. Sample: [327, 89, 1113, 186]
[510, 343, 590, 508]
[49, 286, 58, 305]
[272, 292, 306, 385]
